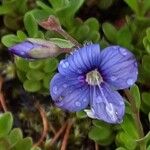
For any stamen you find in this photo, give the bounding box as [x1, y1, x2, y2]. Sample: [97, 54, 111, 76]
[86, 69, 103, 85]
[96, 78, 118, 122]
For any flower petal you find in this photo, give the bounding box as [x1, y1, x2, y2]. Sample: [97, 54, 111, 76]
[50, 73, 90, 112]
[58, 44, 101, 76]
[9, 41, 35, 58]
[100, 46, 138, 89]
[90, 83, 125, 124]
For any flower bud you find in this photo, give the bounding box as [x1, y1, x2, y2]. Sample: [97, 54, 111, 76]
[39, 15, 62, 32]
[8, 38, 67, 59]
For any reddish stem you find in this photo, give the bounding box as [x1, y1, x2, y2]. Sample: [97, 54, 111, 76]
[60, 119, 74, 150]
[33, 104, 48, 147]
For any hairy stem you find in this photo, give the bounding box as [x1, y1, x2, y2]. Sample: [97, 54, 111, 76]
[57, 28, 82, 47]
[124, 89, 146, 150]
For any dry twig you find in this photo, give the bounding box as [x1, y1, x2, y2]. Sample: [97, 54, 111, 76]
[0, 76, 8, 112]
[33, 103, 49, 147]
[46, 120, 68, 148]
[95, 142, 99, 150]
[60, 119, 74, 150]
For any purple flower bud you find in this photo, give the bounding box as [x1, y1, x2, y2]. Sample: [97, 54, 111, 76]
[8, 38, 68, 59]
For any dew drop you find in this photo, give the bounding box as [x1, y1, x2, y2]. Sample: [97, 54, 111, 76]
[63, 84, 67, 88]
[96, 96, 103, 103]
[83, 98, 87, 102]
[75, 101, 81, 107]
[20, 51, 25, 56]
[134, 62, 138, 67]
[119, 48, 127, 56]
[127, 78, 134, 85]
[110, 76, 117, 81]
[60, 60, 69, 68]
[53, 86, 58, 94]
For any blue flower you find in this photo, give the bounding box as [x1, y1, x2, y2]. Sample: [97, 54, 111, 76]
[50, 44, 138, 124]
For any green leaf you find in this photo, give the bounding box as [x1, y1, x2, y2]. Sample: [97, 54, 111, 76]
[146, 28, 150, 41]
[147, 145, 150, 150]
[84, 18, 100, 31]
[30, 9, 51, 22]
[98, 0, 114, 9]
[17, 31, 27, 41]
[116, 147, 127, 150]
[130, 84, 141, 109]
[124, 0, 140, 16]
[116, 131, 137, 150]
[43, 58, 58, 73]
[43, 73, 54, 89]
[142, 92, 150, 107]
[142, 55, 150, 72]
[142, 0, 150, 15]
[29, 61, 44, 69]
[117, 26, 132, 47]
[48, 0, 69, 10]
[31, 147, 41, 150]
[8, 128, 23, 145]
[49, 38, 74, 48]
[16, 71, 26, 82]
[14, 137, 32, 150]
[76, 111, 87, 119]
[89, 126, 112, 142]
[120, 115, 139, 139]
[87, 31, 100, 42]
[143, 37, 150, 54]
[36, 1, 53, 13]
[26, 70, 45, 81]
[92, 120, 111, 129]
[0, 138, 11, 150]
[23, 80, 41, 92]
[102, 22, 117, 43]
[0, 5, 13, 15]
[0, 112, 13, 137]
[24, 12, 38, 37]
[75, 24, 90, 42]
[4, 15, 20, 30]
[149, 112, 150, 122]
[15, 57, 29, 72]
[1, 34, 20, 47]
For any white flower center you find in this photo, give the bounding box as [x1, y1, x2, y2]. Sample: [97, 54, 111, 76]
[86, 69, 103, 85]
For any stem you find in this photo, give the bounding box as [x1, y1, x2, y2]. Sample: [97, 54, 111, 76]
[61, 119, 74, 150]
[46, 120, 68, 148]
[95, 143, 99, 150]
[33, 103, 48, 147]
[0, 77, 8, 112]
[124, 89, 146, 150]
[57, 28, 82, 47]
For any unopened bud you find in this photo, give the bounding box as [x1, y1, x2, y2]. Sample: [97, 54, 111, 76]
[39, 15, 62, 32]
[8, 38, 67, 59]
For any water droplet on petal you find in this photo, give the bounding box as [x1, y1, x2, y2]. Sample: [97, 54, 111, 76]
[77, 69, 82, 74]
[60, 60, 69, 68]
[134, 62, 138, 67]
[75, 101, 81, 107]
[96, 96, 103, 103]
[110, 76, 117, 81]
[63, 84, 67, 88]
[21, 51, 25, 56]
[119, 48, 127, 56]
[83, 98, 87, 102]
[53, 86, 58, 94]
[127, 78, 134, 85]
